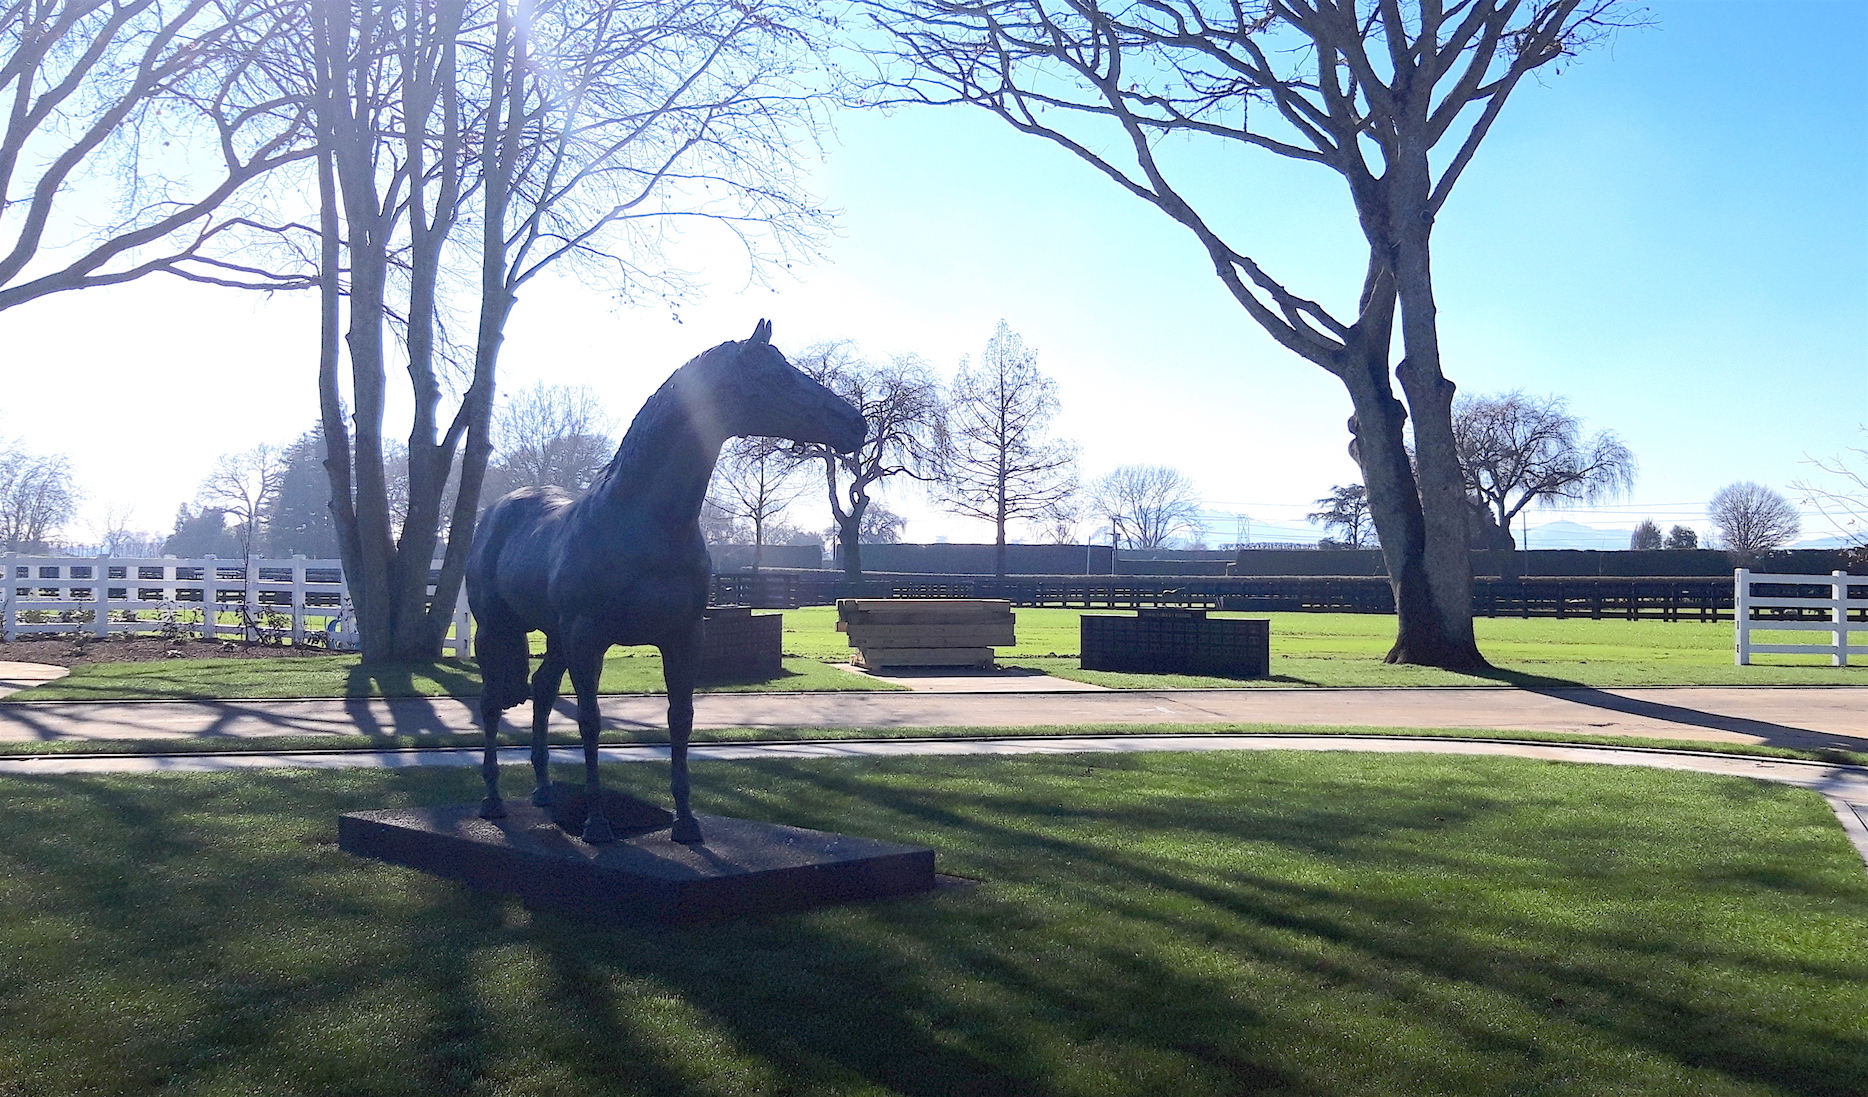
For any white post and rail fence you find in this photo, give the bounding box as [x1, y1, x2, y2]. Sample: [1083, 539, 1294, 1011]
[0, 553, 472, 657]
[1733, 569, 1867, 666]
[5, 554, 1863, 669]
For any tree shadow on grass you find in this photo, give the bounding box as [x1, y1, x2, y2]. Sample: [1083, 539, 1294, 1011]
[701, 754, 1868, 1096]
[4, 758, 1865, 1095]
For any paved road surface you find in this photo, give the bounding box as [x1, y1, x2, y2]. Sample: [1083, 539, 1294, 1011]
[2, 686, 1865, 753]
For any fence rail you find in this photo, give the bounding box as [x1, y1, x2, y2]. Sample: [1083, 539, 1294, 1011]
[14, 557, 1832, 663]
[0, 553, 470, 657]
[711, 570, 1743, 620]
[1733, 569, 1868, 666]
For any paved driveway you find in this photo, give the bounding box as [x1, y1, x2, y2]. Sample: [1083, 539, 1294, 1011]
[1, 685, 1865, 753]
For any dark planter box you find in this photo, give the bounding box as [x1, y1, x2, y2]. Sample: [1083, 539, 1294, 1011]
[699, 606, 783, 683]
[1080, 609, 1269, 677]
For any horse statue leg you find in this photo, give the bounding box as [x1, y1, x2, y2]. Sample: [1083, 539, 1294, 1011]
[528, 643, 567, 806]
[565, 627, 616, 844]
[662, 627, 704, 845]
[478, 693, 507, 820]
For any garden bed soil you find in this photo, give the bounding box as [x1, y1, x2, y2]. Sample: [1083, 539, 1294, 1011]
[0, 637, 341, 668]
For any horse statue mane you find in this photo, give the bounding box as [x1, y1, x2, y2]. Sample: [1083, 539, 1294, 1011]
[466, 320, 865, 844]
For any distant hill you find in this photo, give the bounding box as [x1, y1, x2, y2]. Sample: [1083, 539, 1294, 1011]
[1793, 533, 1862, 549]
[1520, 521, 1633, 551]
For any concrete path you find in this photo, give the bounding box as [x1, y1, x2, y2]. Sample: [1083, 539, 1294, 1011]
[0, 661, 67, 699]
[830, 664, 1111, 692]
[5, 733, 1865, 869]
[3, 685, 1866, 753]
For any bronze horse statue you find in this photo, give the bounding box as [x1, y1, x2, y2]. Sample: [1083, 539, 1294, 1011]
[467, 321, 866, 844]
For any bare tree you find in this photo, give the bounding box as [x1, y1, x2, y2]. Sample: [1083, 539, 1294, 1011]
[284, 0, 826, 661]
[1629, 518, 1662, 551]
[1453, 391, 1635, 548]
[0, 0, 312, 312]
[484, 383, 615, 500]
[1308, 483, 1375, 549]
[95, 504, 165, 556]
[197, 442, 287, 558]
[858, 502, 907, 544]
[0, 443, 77, 550]
[787, 340, 945, 580]
[935, 321, 1078, 576]
[707, 436, 808, 569]
[697, 497, 745, 547]
[1709, 482, 1800, 564]
[866, 0, 1634, 669]
[1031, 495, 1082, 544]
[1091, 465, 1204, 549]
[1794, 432, 1868, 554]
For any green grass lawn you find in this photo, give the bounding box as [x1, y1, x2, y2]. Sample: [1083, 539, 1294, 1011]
[1, 752, 1862, 1096]
[774, 606, 1868, 687]
[9, 608, 1864, 702]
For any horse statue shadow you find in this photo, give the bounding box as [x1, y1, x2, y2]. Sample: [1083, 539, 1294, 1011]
[466, 320, 865, 845]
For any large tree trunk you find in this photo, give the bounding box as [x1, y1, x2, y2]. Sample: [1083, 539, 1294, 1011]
[823, 453, 866, 584]
[839, 513, 863, 583]
[994, 493, 1008, 578]
[1340, 362, 1482, 668]
[1334, 261, 1490, 672]
[1384, 198, 1488, 670]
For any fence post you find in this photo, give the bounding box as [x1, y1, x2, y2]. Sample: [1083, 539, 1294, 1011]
[290, 556, 308, 645]
[94, 552, 110, 637]
[1, 552, 12, 642]
[245, 555, 262, 643]
[202, 555, 218, 641]
[1833, 570, 1849, 668]
[454, 588, 472, 659]
[1734, 568, 1751, 665]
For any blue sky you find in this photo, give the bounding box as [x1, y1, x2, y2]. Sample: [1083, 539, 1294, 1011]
[2, 0, 1863, 549]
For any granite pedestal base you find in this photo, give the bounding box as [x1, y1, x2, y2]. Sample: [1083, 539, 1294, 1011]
[339, 802, 937, 923]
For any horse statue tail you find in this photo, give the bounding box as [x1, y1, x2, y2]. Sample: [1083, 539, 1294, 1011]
[467, 494, 542, 713]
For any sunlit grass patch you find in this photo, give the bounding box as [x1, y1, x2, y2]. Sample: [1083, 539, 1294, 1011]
[9, 608, 1863, 700]
[1, 752, 1864, 1095]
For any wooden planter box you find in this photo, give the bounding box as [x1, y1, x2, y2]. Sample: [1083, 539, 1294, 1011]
[836, 598, 1015, 669]
[1080, 609, 1269, 677]
[698, 606, 783, 683]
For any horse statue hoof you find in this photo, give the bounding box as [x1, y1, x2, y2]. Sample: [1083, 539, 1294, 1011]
[479, 797, 507, 820]
[581, 814, 617, 844]
[670, 815, 704, 845]
[530, 785, 554, 807]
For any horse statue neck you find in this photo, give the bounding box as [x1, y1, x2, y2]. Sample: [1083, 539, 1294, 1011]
[581, 370, 722, 530]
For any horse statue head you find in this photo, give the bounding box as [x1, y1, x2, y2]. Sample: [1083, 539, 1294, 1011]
[668, 319, 866, 453]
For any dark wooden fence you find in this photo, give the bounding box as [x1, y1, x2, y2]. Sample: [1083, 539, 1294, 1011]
[710, 570, 1743, 621]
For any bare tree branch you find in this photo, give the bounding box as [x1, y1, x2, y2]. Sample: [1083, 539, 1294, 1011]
[862, 0, 1639, 668]
[0, 0, 315, 312]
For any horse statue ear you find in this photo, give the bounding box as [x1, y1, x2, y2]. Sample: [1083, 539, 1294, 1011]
[748, 318, 773, 346]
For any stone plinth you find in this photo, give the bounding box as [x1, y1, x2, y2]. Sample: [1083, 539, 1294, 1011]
[339, 802, 937, 923]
